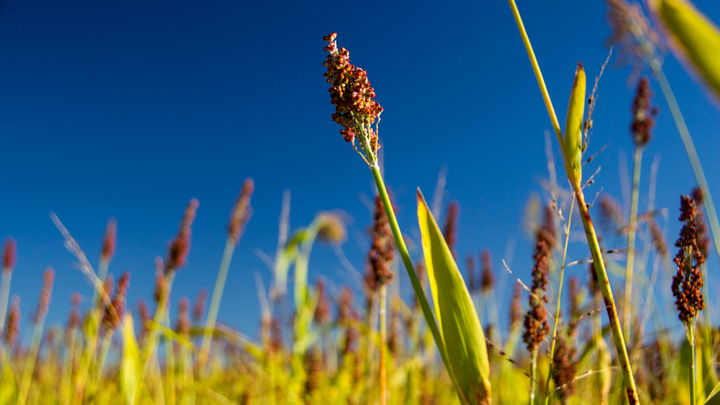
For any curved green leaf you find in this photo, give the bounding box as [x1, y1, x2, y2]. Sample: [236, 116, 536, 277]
[417, 190, 491, 404]
[651, 0, 720, 100]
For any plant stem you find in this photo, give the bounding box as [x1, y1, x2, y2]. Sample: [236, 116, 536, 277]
[369, 163, 468, 404]
[0, 271, 11, 340]
[530, 349, 538, 405]
[688, 322, 697, 405]
[379, 284, 388, 405]
[576, 190, 639, 404]
[199, 239, 236, 371]
[544, 196, 574, 405]
[17, 314, 48, 405]
[142, 270, 176, 374]
[625, 146, 643, 342]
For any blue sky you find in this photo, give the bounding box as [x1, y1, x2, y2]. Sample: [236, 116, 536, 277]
[1, 0, 720, 341]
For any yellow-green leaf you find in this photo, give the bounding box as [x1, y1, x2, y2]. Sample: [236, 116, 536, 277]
[564, 62, 585, 188]
[650, 0, 720, 100]
[417, 190, 491, 404]
[120, 314, 140, 405]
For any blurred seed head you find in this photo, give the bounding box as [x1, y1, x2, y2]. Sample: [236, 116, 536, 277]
[35, 268, 55, 323]
[599, 195, 626, 234]
[442, 202, 459, 259]
[103, 271, 130, 330]
[367, 195, 395, 290]
[228, 178, 254, 244]
[466, 255, 476, 293]
[2, 238, 16, 272]
[480, 250, 495, 294]
[317, 213, 347, 245]
[509, 283, 523, 330]
[551, 336, 578, 404]
[166, 198, 199, 272]
[649, 220, 668, 258]
[193, 288, 208, 323]
[630, 76, 657, 147]
[68, 292, 82, 330]
[176, 297, 191, 336]
[605, 0, 664, 79]
[100, 218, 117, 263]
[313, 279, 330, 325]
[4, 295, 20, 348]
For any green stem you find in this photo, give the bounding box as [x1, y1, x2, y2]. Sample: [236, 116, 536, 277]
[577, 191, 639, 404]
[369, 164, 468, 404]
[544, 196, 574, 405]
[689, 323, 697, 405]
[625, 146, 643, 342]
[379, 284, 388, 405]
[17, 315, 48, 405]
[0, 271, 11, 339]
[199, 239, 236, 370]
[142, 270, 176, 374]
[530, 350, 538, 405]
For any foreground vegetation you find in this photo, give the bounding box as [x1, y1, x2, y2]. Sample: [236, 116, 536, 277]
[3, 0, 720, 404]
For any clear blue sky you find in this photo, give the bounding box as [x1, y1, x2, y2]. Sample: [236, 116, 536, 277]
[1, 0, 720, 340]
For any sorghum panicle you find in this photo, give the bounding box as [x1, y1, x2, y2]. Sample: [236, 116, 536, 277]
[604, 0, 662, 75]
[137, 299, 151, 340]
[175, 297, 191, 336]
[154, 273, 166, 304]
[509, 283, 522, 330]
[367, 195, 395, 290]
[672, 195, 705, 323]
[304, 349, 321, 401]
[68, 293, 81, 331]
[166, 198, 199, 272]
[193, 288, 208, 322]
[388, 305, 400, 356]
[323, 32, 383, 161]
[551, 336, 578, 404]
[644, 340, 668, 402]
[103, 271, 130, 330]
[480, 250, 495, 294]
[313, 279, 330, 324]
[4, 295, 20, 348]
[442, 202, 459, 258]
[35, 268, 54, 323]
[649, 220, 668, 258]
[567, 276, 581, 338]
[691, 187, 710, 258]
[228, 178, 254, 244]
[523, 239, 551, 353]
[101, 218, 117, 263]
[599, 195, 625, 234]
[630, 76, 657, 147]
[2, 238, 16, 272]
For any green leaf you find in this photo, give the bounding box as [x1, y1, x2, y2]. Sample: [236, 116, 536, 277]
[120, 314, 140, 405]
[651, 0, 720, 100]
[564, 62, 585, 188]
[417, 190, 491, 404]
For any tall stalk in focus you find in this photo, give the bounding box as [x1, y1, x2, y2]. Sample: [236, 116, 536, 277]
[508, 1, 639, 403]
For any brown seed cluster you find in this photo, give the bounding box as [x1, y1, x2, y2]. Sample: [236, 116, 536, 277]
[480, 250, 495, 294]
[166, 199, 199, 272]
[523, 238, 551, 353]
[228, 178, 254, 244]
[630, 76, 657, 147]
[2, 238, 16, 272]
[103, 272, 130, 330]
[137, 299, 151, 341]
[509, 283, 522, 330]
[323, 32, 383, 150]
[176, 297, 191, 336]
[466, 255, 476, 292]
[567, 276, 581, 338]
[35, 268, 55, 323]
[4, 295, 20, 348]
[443, 202, 459, 259]
[304, 349, 321, 402]
[101, 218, 117, 263]
[68, 292, 82, 330]
[313, 279, 330, 324]
[691, 187, 710, 258]
[193, 288, 208, 322]
[672, 195, 705, 323]
[367, 195, 394, 291]
[551, 336, 578, 404]
[643, 340, 668, 402]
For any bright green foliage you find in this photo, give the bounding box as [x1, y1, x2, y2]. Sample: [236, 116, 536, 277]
[650, 0, 720, 100]
[417, 191, 491, 405]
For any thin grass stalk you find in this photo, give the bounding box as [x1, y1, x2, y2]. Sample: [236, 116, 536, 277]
[543, 196, 574, 405]
[61, 327, 78, 405]
[0, 272, 11, 341]
[688, 323, 697, 405]
[199, 239, 235, 371]
[369, 163, 468, 404]
[142, 270, 176, 373]
[165, 320, 176, 405]
[530, 349, 538, 405]
[379, 284, 387, 405]
[507, 2, 639, 402]
[17, 311, 48, 405]
[624, 146, 643, 341]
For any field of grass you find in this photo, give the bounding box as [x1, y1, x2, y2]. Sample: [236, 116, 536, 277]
[3, 0, 720, 404]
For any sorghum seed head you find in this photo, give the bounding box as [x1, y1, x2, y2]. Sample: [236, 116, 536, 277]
[630, 76, 657, 147]
[649, 220, 668, 258]
[367, 195, 394, 290]
[523, 239, 551, 353]
[443, 202, 459, 259]
[672, 195, 705, 323]
[599, 195, 625, 234]
[317, 213, 347, 244]
[193, 288, 208, 322]
[103, 271, 130, 330]
[2, 238, 16, 272]
[313, 279, 330, 324]
[101, 218, 117, 262]
[551, 336, 578, 404]
[4, 295, 20, 348]
[176, 297, 191, 336]
[466, 255, 476, 292]
[510, 283, 522, 330]
[68, 292, 81, 330]
[480, 250, 495, 294]
[166, 198, 199, 272]
[228, 179, 254, 244]
[35, 267, 54, 323]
